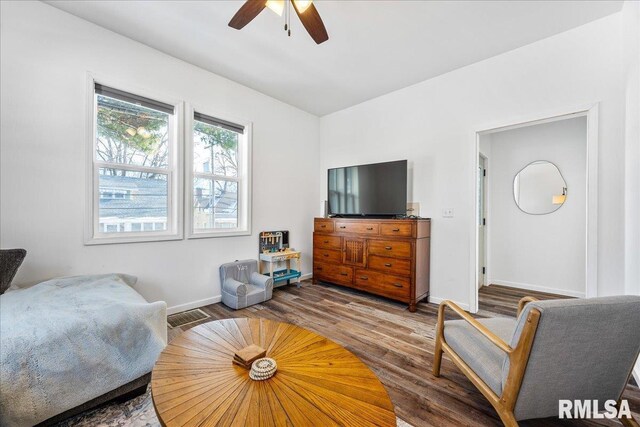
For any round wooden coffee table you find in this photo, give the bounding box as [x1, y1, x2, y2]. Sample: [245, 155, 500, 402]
[151, 318, 396, 426]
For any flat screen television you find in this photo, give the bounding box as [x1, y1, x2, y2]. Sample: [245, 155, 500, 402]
[327, 160, 407, 217]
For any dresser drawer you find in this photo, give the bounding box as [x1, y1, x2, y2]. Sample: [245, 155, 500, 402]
[380, 223, 413, 237]
[314, 219, 334, 233]
[368, 255, 411, 276]
[313, 248, 342, 264]
[314, 262, 353, 286]
[368, 240, 412, 258]
[354, 269, 410, 299]
[335, 222, 379, 235]
[313, 234, 342, 250]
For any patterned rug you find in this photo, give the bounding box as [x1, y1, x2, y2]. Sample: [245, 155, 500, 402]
[57, 387, 414, 427]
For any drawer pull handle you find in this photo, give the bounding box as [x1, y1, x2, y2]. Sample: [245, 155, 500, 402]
[366, 227, 373, 230]
[320, 224, 326, 228]
[384, 263, 392, 267]
[360, 276, 368, 280]
[392, 228, 400, 232]
[323, 254, 329, 257]
[323, 240, 329, 243]
[392, 283, 403, 288]
[317, 267, 323, 271]
[385, 246, 393, 250]
[339, 226, 346, 229]
[340, 272, 348, 276]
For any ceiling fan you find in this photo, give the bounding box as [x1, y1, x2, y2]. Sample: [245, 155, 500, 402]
[228, 0, 329, 45]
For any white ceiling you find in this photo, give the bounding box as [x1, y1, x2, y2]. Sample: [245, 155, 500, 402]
[46, 0, 623, 116]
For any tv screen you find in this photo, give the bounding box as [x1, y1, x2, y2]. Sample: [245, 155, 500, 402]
[328, 160, 407, 217]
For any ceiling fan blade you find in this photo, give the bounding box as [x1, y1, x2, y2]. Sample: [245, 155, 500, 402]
[229, 0, 267, 30]
[292, 2, 329, 44]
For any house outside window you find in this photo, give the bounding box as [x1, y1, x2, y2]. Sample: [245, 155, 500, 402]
[87, 80, 182, 244]
[188, 110, 251, 238]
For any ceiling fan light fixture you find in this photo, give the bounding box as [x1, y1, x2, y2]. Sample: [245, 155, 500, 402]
[293, 0, 313, 13]
[266, 0, 285, 16]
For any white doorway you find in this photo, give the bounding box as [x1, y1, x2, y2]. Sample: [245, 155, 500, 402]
[470, 105, 599, 314]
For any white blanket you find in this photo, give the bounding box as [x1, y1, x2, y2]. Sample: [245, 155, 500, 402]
[0, 274, 167, 426]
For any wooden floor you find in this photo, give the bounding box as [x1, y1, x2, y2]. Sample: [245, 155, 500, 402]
[478, 284, 571, 317]
[171, 281, 640, 426]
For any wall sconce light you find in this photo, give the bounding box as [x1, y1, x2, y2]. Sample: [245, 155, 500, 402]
[552, 187, 567, 205]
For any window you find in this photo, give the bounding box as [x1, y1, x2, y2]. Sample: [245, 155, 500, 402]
[188, 111, 251, 237]
[87, 81, 182, 244]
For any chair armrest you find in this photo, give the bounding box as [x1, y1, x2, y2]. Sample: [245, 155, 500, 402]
[250, 272, 273, 290]
[517, 296, 539, 317]
[438, 300, 513, 354]
[223, 278, 247, 296]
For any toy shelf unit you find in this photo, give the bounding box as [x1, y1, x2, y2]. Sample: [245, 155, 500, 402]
[258, 230, 302, 288]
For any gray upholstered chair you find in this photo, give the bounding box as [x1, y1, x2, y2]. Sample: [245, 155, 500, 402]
[220, 259, 273, 309]
[433, 296, 640, 426]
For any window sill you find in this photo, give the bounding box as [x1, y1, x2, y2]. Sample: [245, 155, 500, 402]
[187, 229, 251, 239]
[84, 233, 183, 246]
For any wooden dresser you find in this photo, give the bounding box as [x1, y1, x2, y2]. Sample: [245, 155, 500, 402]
[312, 217, 430, 312]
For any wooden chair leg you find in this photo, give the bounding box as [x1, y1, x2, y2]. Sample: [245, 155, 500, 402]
[433, 335, 443, 376]
[433, 303, 446, 377]
[620, 414, 639, 427]
[496, 408, 519, 427]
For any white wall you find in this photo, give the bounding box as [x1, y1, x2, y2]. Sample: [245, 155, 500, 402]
[0, 1, 320, 312]
[320, 13, 627, 309]
[482, 117, 587, 297]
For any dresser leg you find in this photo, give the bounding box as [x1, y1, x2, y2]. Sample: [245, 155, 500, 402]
[408, 302, 417, 312]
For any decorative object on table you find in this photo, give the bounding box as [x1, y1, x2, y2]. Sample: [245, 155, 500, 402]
[219, 259, 273, 309]
[258, 230, 302, 287]
[233, 344, 266, 369]
[249, 357, 277, 381]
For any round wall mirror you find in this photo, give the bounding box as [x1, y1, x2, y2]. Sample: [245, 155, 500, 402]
[513, 161, 567, 215]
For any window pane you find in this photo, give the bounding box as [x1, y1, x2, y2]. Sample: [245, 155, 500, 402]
[193, 120, 238, 177]
[193, 178, 238, 230]
[96, 94, 169, 168]
[98, 168, 168, 233]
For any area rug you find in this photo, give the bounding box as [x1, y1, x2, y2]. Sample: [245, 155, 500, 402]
[57, 387, 414, 427]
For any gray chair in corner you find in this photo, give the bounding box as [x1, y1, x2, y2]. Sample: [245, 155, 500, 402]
[433, 296, 640, 427]
[220, 259, 273, 309]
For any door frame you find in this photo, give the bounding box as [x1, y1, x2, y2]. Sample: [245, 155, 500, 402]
[478, 153, 488, 290]
[469, 103, 599, 313]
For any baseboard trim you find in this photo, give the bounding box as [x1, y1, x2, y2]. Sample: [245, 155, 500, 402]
[487, 280, 585, 298]
[166, 274, 312, 315]
[429, 296, 470, 311]
[167, 296, 221, 315]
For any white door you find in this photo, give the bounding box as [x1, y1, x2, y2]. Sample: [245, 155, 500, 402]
[478, 155, 487, 289]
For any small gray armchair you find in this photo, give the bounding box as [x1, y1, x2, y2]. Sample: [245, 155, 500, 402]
[433, 295, 640, 426]
[220, 259, 273, 310]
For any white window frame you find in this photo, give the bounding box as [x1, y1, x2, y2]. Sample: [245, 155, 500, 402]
[185, 105, 252, 239]
[85, 74, 184, 245]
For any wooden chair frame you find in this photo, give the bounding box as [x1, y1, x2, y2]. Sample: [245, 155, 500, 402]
[432, 297, 639, 427]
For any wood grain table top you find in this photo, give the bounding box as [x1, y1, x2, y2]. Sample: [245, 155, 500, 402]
[151, 318, 396, 427]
